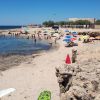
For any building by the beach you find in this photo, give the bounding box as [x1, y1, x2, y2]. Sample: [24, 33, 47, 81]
[66, 18, 95, 28]
[68, 18, 95, 23]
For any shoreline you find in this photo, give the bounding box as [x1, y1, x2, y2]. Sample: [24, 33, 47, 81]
[0, 27, 61, 72]
[0, 38, 62, 100]
[0, 28, 99, 100]
[0, 40, 59, 72]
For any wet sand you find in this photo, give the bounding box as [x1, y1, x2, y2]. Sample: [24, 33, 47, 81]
[0, 41, 59, 72]
[0, 55, 30, 71]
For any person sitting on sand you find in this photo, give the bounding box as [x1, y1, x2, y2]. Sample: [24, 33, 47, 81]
[72, 49, 77, 63]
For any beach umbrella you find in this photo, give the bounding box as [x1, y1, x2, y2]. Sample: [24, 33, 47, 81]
[44, 31, 48, 33]
[72, 32, 78, 35]
[80, 35, 89, 40]
[65, 35, 72, 39]
[64, 35, 77, 42]
[43, 31, 51, 36]
[63, 38, 72, 42]
[80, 36, 84, 40]
[52, 33, 60, 38]
[65, 30, 69, 32]
[71, 37, 77, 41]
[84, 35, 89, 39]
[50, 31, 55, 34]
[57, 30, 61, 33]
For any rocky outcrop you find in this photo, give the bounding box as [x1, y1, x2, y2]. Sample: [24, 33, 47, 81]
[56, 42, 100, 100]
[56, 60, 100, 100]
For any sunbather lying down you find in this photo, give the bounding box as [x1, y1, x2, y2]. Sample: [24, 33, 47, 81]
[65, 42, 78, 47]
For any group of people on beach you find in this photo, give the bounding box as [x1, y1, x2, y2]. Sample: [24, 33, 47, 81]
[7, 30, 59, 46]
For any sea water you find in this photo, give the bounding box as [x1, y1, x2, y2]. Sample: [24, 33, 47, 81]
[0, 26, 22, 30]
[0, 36, 51, 55]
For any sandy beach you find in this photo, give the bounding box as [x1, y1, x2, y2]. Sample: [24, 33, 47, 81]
[0, 38, 66, 100]
[0, 28, 100, 100]
[1, 0, 100, 99]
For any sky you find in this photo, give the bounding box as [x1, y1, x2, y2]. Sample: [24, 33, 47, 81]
[0, 0, 100, 25]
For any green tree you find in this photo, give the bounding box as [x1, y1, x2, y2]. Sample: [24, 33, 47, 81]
[74, 20, 91, 25]
[55, 22, 59, 25]
[66, 21, 75, 25]
[43, 21, 48, 27]
[95, 20, 100, 25]
[43, 21, 55, 27]
[58, 21, 67, 26]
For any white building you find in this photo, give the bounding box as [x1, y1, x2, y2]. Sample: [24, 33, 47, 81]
[68, 18, 95, 23]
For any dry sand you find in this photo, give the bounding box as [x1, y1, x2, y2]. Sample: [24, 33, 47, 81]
[0, 38, 70, 100]
[0, 28, 100, 100]
[56, 41, 100, 100]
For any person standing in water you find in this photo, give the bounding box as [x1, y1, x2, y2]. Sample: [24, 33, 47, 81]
[34, 38, 37, 44]
[54, 38, 57, 44]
